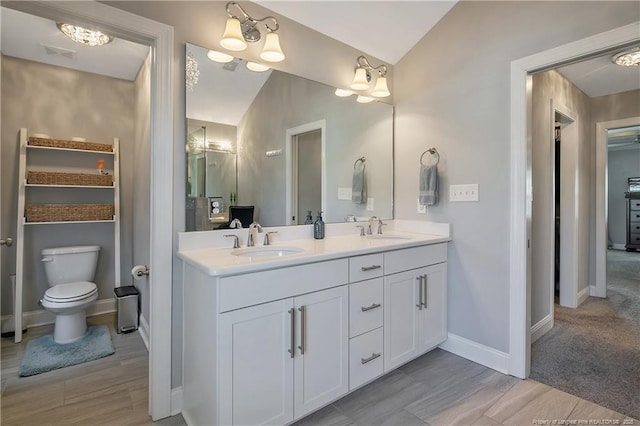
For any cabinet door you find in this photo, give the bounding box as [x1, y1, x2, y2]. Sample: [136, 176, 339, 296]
[418, 263, 447, 352]
[293, 286, 349, 420]
[219, 298, 294, 426]
[383, 269, 422, 372]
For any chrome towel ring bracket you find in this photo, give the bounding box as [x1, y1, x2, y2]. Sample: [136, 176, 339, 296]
[420, 148, 439, 166]
[354, 156, 366, 169]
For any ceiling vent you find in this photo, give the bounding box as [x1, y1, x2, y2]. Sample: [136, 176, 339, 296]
[41, 44, 77, 59]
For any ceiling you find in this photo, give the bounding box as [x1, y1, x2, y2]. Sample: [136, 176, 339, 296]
[0, 7, 149, 81]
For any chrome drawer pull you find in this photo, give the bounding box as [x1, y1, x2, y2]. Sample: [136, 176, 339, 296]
[298, 306, 306, 355]
[416, 276, 423, 310]
[361, 265, 381, 272]
[361, 303, 381, 312]
[361, 352, 381, 364]
[288, 308, 295, 358]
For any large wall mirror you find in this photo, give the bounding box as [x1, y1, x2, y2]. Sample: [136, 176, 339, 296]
[185, 42, 394, 231]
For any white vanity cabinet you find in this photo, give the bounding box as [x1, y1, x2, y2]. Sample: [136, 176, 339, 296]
[383, 244, 447, 372]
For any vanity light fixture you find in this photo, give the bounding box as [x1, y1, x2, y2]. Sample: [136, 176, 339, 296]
[335, 88, 354, 97]
[220, 2, 285, 63]
[356, 95, 374, 104]
[612, 47, 640, 67]
[246, 61, 270, 72]
[350, 55, 390, 97]
[57, 23, 112, 47]
[207, 49, 234, 63]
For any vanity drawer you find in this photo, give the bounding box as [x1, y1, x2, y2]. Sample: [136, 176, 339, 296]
[349, 327, 383, 391]
[384, 243, 447, 275]
[630, 211, 640, 223]
[218, 259, 349, 312]
[630, 223, 640, 234]
[350, 253, 384, 282]
[629, 233, 640, 244]
[630, 199, 640, 211]
[349, 278, 383, 337]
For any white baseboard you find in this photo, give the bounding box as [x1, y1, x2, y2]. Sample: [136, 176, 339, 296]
[530, 314, 553, 344]
[577, 286, 590, 306]
[1, 298, 116, 331]
[610, 244, 626, 251]
[438, 333, 510, 374]
[139, 314, 150, 351]
[171, 386, 183, 416]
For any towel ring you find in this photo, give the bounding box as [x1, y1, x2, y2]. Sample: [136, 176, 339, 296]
[353, 156, 366, 169]
[420, 148, 439, 166]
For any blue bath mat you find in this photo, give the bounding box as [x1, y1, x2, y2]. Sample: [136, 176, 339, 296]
[19, 325, 115, 377]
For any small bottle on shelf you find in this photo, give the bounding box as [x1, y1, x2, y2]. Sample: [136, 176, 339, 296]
[97, 159, 105, 175]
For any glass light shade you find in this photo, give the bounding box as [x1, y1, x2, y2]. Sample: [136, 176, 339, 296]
[356, 95, 374, 104]
[220, 18, 247, 51]
[57, 23, 112, 46]
[207, 50, 234, 63]
[260, 32, 285, 62]
[246, 61, 270, 72]
[350, 68, 370, 90]
[612, 49, 640, 66]
[371, 76, 390, 97]
[335, 88, 354, 97]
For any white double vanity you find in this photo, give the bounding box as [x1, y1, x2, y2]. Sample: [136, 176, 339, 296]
[178, 220, 450, 426]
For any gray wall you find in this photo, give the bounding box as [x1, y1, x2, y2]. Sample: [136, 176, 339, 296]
[296, 131, 322, 224]
[531, 70, 591, 325]
[1, 55, 135, 313]
[133, 53, 152, 322]
[238, 70, 393, 226]
[608, 148, 640, 246]
[393, 1, 639, 353]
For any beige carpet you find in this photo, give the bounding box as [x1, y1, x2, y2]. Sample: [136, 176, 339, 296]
[530, 250, 640, 420]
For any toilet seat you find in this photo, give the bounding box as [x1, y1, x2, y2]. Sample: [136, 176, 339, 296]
[44, 281, 97, 303]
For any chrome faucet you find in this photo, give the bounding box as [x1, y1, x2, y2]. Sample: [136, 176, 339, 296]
[247, 222, 263, 247]
[368, 216, 385, 235]
[367, 216, 378, 235]
[264, 231, 278, 245]
[224, 234, 240, 248]
[229, 218, 242, 229]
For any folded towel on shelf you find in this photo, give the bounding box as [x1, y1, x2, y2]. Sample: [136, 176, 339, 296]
[352, 160, 366, 204]
[419, 163, 439, 206]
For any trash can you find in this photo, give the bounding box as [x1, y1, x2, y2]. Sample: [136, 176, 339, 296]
[114, 286, 139, 333]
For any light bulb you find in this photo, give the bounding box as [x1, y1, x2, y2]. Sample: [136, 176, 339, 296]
[335, 88, 354, 97]
[350, 68, 369, 90]
[207, 50, 234, 63]
[356, 95, 374, 104]
[371, 76, 390, 97]
[220, 18, 247, 51]
[246, 62, 270, 72]
[260, 32, 285, 62]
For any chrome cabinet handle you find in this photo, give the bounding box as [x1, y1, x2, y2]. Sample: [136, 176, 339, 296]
[361, 265, 381, 272]
[422, 274, 428, 308]
[361, 352, 381, 364]
[416, 276, 423, 310]
[361, 303, 381, 312]
[288, 308, 295, 358]
[298, 306, 306, 355]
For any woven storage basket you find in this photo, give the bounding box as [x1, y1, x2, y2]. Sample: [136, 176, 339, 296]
[27, 171, 113, 187]
[26, 204, 114, 222]
[28, 137, 113, 152]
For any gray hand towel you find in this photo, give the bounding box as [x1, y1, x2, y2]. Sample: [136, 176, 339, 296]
[352, 161, 366, 203]
[419, 164, 439, 206]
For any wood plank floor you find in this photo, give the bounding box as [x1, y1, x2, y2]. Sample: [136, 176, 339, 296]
[1, 313, 185, 426]
[3, 315, 634, 425]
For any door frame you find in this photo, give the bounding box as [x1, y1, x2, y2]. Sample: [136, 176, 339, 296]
[509, 21, 640, 378]
[285, 120, 326, 225]
[4, 1, 175, 419]
[594, 116, 640, 297]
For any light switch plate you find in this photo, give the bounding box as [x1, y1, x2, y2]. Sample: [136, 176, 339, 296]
[338, 187, 352, 200]
[450, 184, 479, 202]
[417, 198, 426, 214]
[366, 197, 374, 211]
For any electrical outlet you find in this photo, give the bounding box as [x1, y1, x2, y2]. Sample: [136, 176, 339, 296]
[338, 187, 352, 200]
[417, 198, 426, 214]
[366, 197, 374, 211]
[450, 184, 479, 202]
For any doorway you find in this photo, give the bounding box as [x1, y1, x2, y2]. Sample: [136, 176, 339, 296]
[285, 120, 326, 225]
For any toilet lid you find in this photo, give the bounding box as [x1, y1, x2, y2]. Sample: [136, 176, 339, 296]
[44, 281, 97, 302]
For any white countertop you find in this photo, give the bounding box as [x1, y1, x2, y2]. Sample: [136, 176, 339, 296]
[178, 220, 450, 277]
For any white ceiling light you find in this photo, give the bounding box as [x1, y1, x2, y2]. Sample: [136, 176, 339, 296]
[335, 88, 354, 97]
[612, 47, 640, 67]
[207, 50, 234, 63]
[57, 23, 112, 47]
[356, 95, 374, 104]
[246, 61, 270, 72]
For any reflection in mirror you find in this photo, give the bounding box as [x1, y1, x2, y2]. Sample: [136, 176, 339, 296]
[186, 42, 393, 230]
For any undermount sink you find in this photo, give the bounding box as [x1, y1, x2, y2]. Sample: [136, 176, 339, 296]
[231, 246, 304, 258]
[366, 234, 411, 240]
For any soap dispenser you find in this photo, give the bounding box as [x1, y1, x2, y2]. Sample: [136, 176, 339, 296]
[304, 210, 313, 225]
[313, 211, 325, 240]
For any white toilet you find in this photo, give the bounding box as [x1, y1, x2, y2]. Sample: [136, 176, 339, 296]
[40, 245, 100, 344]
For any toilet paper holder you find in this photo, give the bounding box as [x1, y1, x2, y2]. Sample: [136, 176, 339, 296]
[132, 265, 149, 278]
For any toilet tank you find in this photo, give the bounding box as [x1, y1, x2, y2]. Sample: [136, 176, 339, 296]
[41, 245, 100, 286]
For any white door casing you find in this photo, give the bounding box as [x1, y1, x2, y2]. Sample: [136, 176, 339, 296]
[2, 1, 175, 419]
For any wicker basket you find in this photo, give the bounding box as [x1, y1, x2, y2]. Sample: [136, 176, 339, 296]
[28, 137, 113, 152]
[27, 171, 113, 187]
[26, 204, 114, 222]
